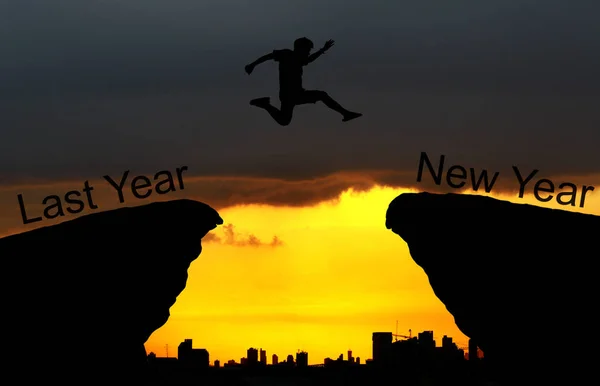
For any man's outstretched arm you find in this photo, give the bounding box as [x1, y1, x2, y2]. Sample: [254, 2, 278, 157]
[245, 53, 274, 74]
[306, 39, 335, 64]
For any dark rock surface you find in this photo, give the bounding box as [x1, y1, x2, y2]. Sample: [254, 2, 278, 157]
[0, 199, 223, 383]
[385, 192, 598, 383]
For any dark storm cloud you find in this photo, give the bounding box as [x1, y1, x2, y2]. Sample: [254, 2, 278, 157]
[1, 0, 599, 186]
[1, 169, 598, 238]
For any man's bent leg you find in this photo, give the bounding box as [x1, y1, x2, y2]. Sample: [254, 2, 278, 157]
[250, 97, 294, 126]
[277, 101, 294, 126]
[300, 90, 362, 122]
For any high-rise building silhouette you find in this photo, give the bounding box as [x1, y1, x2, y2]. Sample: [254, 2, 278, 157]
[418, 331, 435, 349]
[442, 335, 453, 349]
[272, 354, 278, 365]
[372, 332, 393, 363]
[296, 351, 308, 367]
[247, 348, 258, 365]
[177, 339, 209, 368]
[260, 349, 266, 365]
[468, 339, 479, 361]
[348, 350, 353, 363]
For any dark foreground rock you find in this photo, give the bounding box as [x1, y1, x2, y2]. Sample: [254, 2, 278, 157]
[0, 199, 223, 383]
[385, 192, 598, 384]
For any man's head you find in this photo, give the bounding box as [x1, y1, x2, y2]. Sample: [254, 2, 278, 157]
[294, 37, 314, 56]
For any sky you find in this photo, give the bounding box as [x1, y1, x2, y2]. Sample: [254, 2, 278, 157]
[1, 0, 599, 364]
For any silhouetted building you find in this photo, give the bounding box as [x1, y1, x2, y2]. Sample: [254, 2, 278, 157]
[260, 349, 266, 365]
[214, 360, 220, 368]
[324, 352, 361, 369]
[286, 354, 294, 364]
[272, 354, 278, 365]
[178, 339, 209, 368]
[442, 335, 453, 349]
[372, 332, 393, 364]
[468, 339, 478, 361]
[418, 331, 435, 349]
[247, 348, 258, 365]
[381, 330, 466, 371]
[296, 351, 308, 367]
[148, 351, 177, 366]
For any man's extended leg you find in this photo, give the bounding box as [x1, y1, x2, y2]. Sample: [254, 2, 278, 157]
[299, 90, 362, 122]
[250, 97, 294, 126]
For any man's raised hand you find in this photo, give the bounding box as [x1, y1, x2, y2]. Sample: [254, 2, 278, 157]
[323, 39, 335, 51]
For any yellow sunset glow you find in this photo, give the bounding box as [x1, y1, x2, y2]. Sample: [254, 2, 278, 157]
[144, 185, 599, 364]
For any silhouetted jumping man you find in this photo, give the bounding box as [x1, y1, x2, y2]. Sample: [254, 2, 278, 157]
[245, 37, 363, 125]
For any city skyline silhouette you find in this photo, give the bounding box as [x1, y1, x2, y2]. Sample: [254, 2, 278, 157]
[147, 329, 484, 384]
[149, 328, 477, 366]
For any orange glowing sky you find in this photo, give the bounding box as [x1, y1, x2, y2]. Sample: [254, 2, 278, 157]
[143, 185, 599, 364]
[1, 177, 598, 365]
